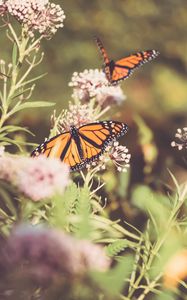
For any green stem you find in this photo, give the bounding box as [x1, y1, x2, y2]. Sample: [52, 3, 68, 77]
[7, 28, 29, 102]
[8, 23, 20, 48]
[96, 105, 111, 119]
[0, 78, 8, 130]
[128, 238, 143, 294]
[24, 36, 43, 56]
[0, 29, 29, 133]
[93, 215, 140, 241]
[15, 55, 36, 87]
[136, 274, 162, 300]
[126, 190, 185, 299]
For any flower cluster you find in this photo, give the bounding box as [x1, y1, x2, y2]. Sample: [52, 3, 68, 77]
[0, 154, 69, 201]
[171, 127, 187, 151]
[51, 102, 98, 133]
[0, 0, 7, 16]
[0, 0, 65, 38]
[0, 225, 111, 283]
[88, 141, 131, 172]
[69, 69, 126, 107]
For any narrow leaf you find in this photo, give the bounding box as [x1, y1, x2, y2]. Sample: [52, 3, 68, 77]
[0, 125, 34, 136]
[19, 73, 47, 87]
[0, 184, 17, 217]
[12, 42, 18, 67]
[10, 101, 55, 114]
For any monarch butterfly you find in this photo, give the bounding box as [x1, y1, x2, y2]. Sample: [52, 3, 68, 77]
[95, 37, 159, 85]
[31, 121, 128, 171]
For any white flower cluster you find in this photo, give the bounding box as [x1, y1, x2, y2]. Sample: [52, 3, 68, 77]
[0, 0, 65, 38]
[69, 69, 126, 107]
[89, 141, 131, 172]
[52, 103, 97, 133]
[171, 127, 187, 150]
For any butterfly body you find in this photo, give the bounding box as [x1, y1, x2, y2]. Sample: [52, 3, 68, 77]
[95, 37, 159, 85]
[32, 121, 128, 171]
[104, 60, 115, 82]
[70, 125, 84, 160]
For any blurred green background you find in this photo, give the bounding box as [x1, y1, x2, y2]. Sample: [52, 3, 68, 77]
[2, 0, 187, 203]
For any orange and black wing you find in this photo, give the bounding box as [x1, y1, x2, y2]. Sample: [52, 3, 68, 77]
[31, 121, 128, 171]
[95, 37, 112, 82]
[111, 50, 159, 84]
[95, 37, 110, 65]
[78, 121, 128, 165]
[31, 132, 85, 171]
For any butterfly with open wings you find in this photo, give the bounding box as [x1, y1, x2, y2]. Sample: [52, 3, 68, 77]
[95, 37, 159, 85]
[31, 121, 128, 171]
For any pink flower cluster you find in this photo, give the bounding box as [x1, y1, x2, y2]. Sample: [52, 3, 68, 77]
[0, 0, 65, 38]
[0, 225, 111, 283]
[0, 154, 69, 201]
[69, 69, 126, 107]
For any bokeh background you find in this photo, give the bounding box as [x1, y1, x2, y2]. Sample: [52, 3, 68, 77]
[2, 0, 187, 221]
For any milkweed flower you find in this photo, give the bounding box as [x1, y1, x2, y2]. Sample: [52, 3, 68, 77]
[0, 225, 111, 284]
[1, 0, 65, 38]
[96, 84, 126, 108]
[69, 69, 126, 107]
[171, 127, 187, 150]
[0, 0, 7, 16]
[0, 155, 69, 201]
[108, 141, 131, 172]
[89, 141, 131, 172]
[51, 102, 97, 133]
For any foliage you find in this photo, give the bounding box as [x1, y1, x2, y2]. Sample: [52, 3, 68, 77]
[0, 1, 187, 300]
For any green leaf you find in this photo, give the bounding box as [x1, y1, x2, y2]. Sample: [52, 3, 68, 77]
[19, 73, 48, 88]
[12, 42, 18, 67]
[0, 182, 17, 217]
[0, 125, 34, 136]
[0, 136, 22, 150]
[92, 256, 133, 296]
[106, 239, 130, 257]
[132, 185, 171, 229]
[63, 182, 79, 215]
[9, 100, 55, 115]
[0, 91, 3, 103]
[50, 183, 78, 230]
[74, 186, 92, 239]
[118, 171, 130, 198]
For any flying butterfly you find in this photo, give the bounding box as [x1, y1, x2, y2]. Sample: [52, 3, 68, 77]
[95, 37, 159, 85]
[31, 121, 128, 171]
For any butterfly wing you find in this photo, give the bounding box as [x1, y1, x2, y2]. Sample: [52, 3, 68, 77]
[95, 37, 113, 82]
[78, 121, 128, 165]
[31, 121, 128, 171]
[95, 37, 110, 65]
[111, 50, 159, 84]
[31, 132, 85, 171]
